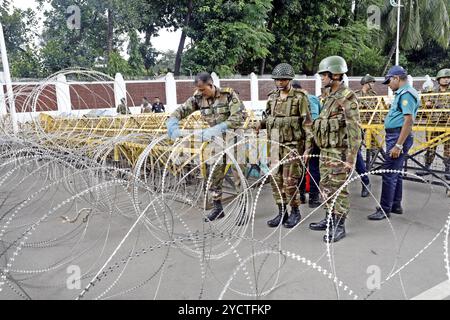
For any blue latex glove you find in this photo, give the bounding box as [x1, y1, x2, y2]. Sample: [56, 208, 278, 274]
[198, 122, 228, 141]
[166, 117, 181, 140]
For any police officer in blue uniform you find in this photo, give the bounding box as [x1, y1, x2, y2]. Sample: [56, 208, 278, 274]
[368, 66, 419, 220]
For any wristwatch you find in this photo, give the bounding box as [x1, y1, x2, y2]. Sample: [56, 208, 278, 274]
[395, 143, 403, 150]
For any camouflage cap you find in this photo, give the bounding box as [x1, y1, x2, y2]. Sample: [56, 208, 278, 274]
[360, 74, 376, 85]
[272, 63, 295, 80]
[436, 69, 450, 80]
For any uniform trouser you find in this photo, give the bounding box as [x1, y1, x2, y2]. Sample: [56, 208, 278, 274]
[424, 131, 450, 166]
[356, 149, 370, 186]
[299, 144, 321, 195]
[319, 148, 352, 218]
[380, 129, 414, 213]
[271, 145, 304, 207]
[209, 161, 226, 201]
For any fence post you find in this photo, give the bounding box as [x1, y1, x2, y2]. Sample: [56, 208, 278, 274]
[165, 72, 177, 113]
[250, 72, 259, 109]
[211, 72, 221, 88]
[114, 73, 126, 109]
[314, 73, 321, 96]
[55, 74, 71, 114]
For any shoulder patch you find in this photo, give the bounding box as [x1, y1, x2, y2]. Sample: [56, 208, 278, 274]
[232, 97, 239, 104]
[402, 99, 409, 106]
[220, 87, 233, 94]
[351, 102, 358, 109]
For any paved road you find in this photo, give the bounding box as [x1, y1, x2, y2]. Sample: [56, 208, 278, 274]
[0, 167, 448, 300]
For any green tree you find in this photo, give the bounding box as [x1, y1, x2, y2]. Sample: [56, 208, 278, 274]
[181, 0, 274, 76]
[0, 2, 41, 77]
[153, 50, 177, 75]
[127, 30, 145, 76]
[380, 0, 450, 73]
[106, 51, 131, 76]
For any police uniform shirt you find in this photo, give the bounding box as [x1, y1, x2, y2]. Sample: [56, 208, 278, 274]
[385, 84, 419, 129]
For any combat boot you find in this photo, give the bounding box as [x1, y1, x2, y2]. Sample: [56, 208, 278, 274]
[205, 200, 225, 222]
[415, 164, 431, 176]
[323, 215, 346, 243]
[283, 206, 301, 228]
[309, 212, 331, 231]
[308, 192, 322, 208]
[361, 182, 371, 198]
[267, 204, 288, 228]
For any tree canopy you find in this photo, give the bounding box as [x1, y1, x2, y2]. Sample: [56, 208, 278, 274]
[1, 0, 449, 78]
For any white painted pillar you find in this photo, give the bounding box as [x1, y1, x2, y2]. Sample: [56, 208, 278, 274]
[55, 74, 71, 114]
[314, 73, 321, 96]
[388, 88, 394, 97]
[165, 72, 177, 113]
[343, 74, 349, 87]
[0, 23, 18, 133]
[407, 74, 414, 87]
[114, 73, 126, 108]
[211, 72, 220, 88]
[250, 72, 259, 109]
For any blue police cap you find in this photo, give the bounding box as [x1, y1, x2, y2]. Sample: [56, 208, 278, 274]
[383, 65, 407, 84]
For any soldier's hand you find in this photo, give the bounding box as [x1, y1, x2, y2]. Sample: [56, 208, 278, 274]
[344, 161, 354, 172]
[255, 121, 262, 135]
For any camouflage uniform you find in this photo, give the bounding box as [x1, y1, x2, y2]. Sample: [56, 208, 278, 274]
[313, 84, 362, 217]
[355, 88, 377, 98]
[423, 86, 450, 166]
[261, 87, 313, 207]
[117, 102, 131, 115]
[170, 86, 246, 201]
[142, 102, 152, 113]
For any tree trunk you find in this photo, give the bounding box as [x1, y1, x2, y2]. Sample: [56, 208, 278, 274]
[107, 7, 114, 59]
[174, 0, 193, 76]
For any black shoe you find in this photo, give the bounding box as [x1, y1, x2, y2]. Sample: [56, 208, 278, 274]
[368, 207, 390, 220]
[391, 205, 403, 215]
[309, 213, 330, 231]
[283, 206, 301, 228]
[205, 200, 225, 222]
[323, 215, 346, 243]
[267, 204, 288, 228]
[361, 183, 371, 198]
[415, 164, 431, 177]
[308, 193, 322, 208]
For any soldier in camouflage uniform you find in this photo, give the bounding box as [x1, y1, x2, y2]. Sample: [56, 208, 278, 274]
[416, 68, 450, 180]
[258, 63, 313, 229]
[116, 98, 131, 115]
[309, 56, 362, 243]
[355, 74, 377, 98]
[354, 74, 377, 198]
[166, 72, 246, 222]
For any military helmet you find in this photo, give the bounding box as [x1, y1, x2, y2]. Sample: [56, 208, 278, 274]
[360, 74, 376, 85]
[436, 68, 450, 80]
[318, 56, 348, 75]
[272, 63, 295, 80]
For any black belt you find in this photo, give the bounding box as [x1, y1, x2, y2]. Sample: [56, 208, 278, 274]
[385, 127, 402, 133]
